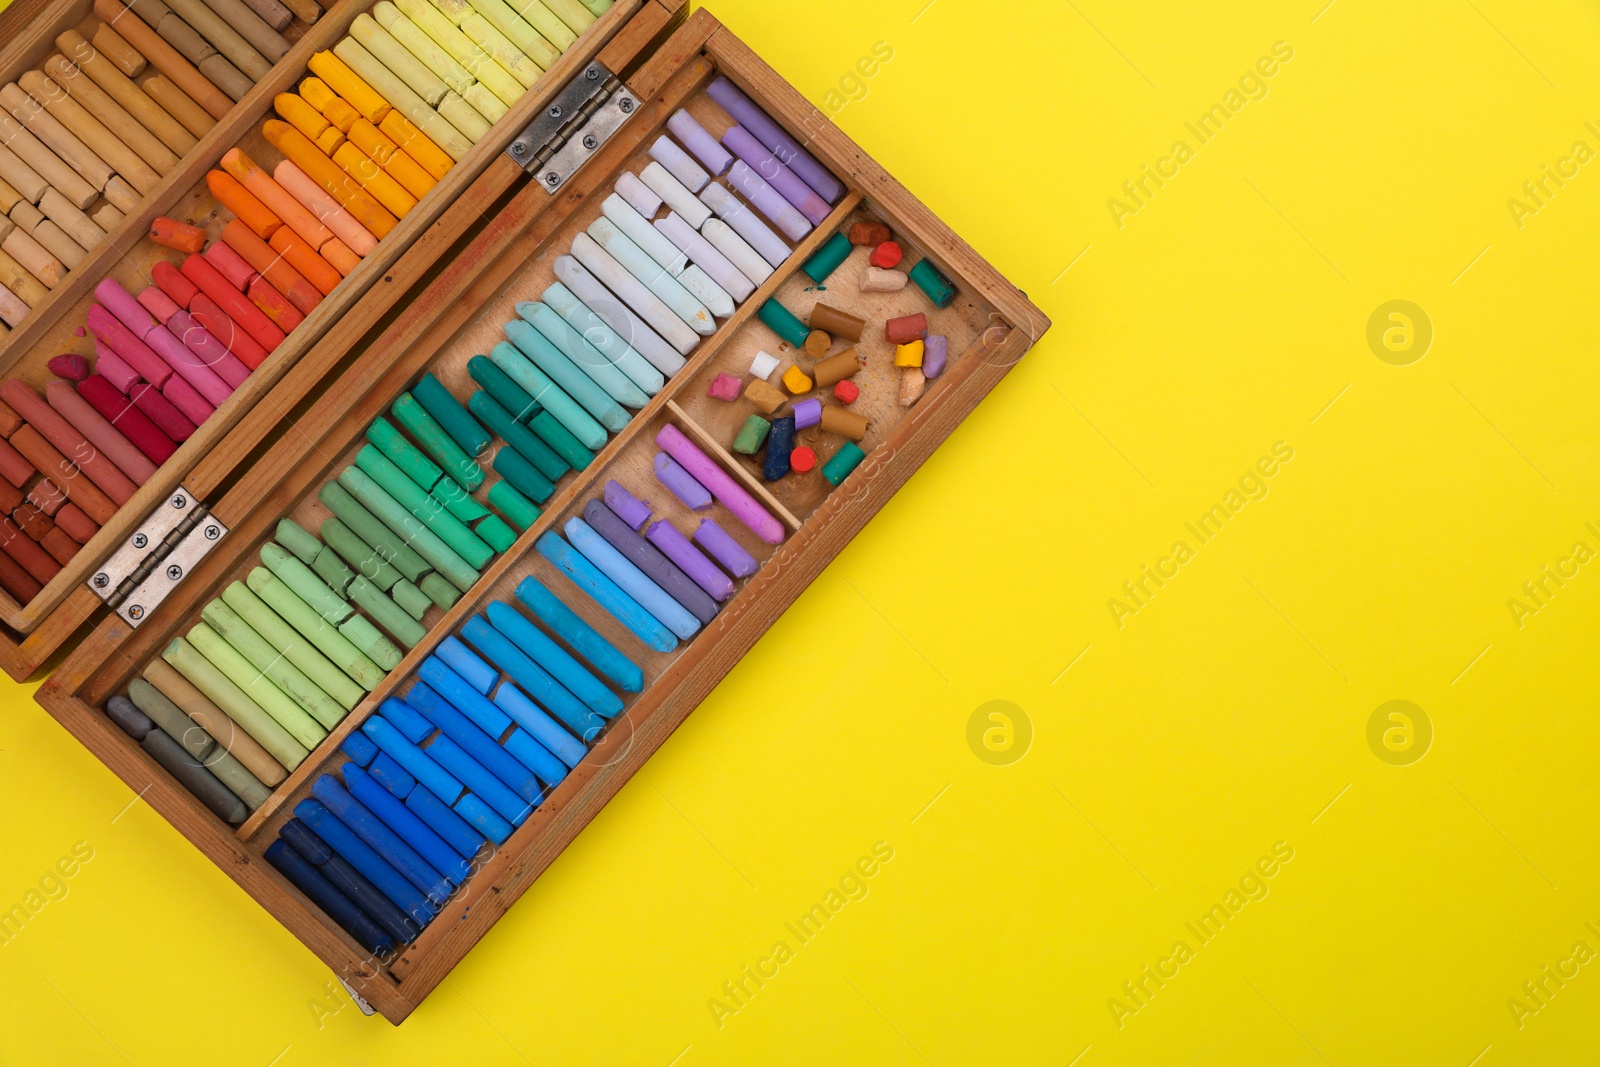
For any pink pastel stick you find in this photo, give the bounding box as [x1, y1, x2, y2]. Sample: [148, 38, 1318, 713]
[137, 285, 183, 323]
[274, 160, 379, 256]
[86, 304, 172, 388]
[94, 277, 161, 339]
[146, 322, 232, 406]
[655, 423, 784, 545]
[203, 242, 257, 291]
[169, 309, 250, 388]
[162, 374, 215, 425]
[92, 339, 141, 394]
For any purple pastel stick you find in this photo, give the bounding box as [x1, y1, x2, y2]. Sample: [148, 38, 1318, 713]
[792, 398, 821, 429]
[667, 110, 732, 176]
[170, 309, 250, 388]
[725, 160, 810, 242]
[92, 339, 141, 394]
[604, 479, 652, 530]
[647, 519, 734, 601]
[700, 184, 789, 268]
[722, 127, 831, 227]
[649, 135, 708, 193]
[653, 212, 754, 302]
[923, 333, 948, 379]
[655, 423, 784, 545]
[694, 518, 758, 578]
[706, 77, 843, 204]
[654, 451, 711, 511]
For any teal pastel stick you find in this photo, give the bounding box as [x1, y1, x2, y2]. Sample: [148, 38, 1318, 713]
[535, 532, 676, 653]
[338, 466, 481, 593]
[476, 514, 517, 553]
[430, 474, 490, 523]
[460, 615, 603, 743]
[504, 319, 631, 433]
[488, 480, 540, 531]
[487, 599, 622, 717]
[542, 282, 666, 397]
[494, 682, 590, 765]
[392, 393, 485, 490]
[468, 390, 568, 481]
[529, 410, 595, 471]
[489, 341, 608, 451]
[565, 517, 701, 641]
[467, 355, 542, 422]
[492, 446, 555, 504]
[413, 373, 491, 456]
[355, 445, 494, 569]
[516, 300, 653, 408]
[514, 575, 643, 693]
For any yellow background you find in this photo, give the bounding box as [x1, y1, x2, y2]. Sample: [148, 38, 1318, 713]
[3, 0, 1599, 1062]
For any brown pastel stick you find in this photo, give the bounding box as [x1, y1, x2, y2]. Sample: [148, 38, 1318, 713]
[0, 83, 115, 191]
[142, 75, 217, 137]
[13, 503, 54, 540]
[0, 283, 28, 326]
[57, 30, 201, 154]
[39, 188, 106, 251]
[240, 0, 294, 32]
[91, 203, 125, 231]
[197, 55, 255, 102]
[149, 9, 221, 67]
[91, 24, 148, 77]
[281, 0, 320, 23]
[103, 176, 140, 213]
[46, 380, 158, 483]
[27, 478, 65, 516]
[0, 179, 18, 213]
[164, 0, 273, 78]
[0, 434, 31, 485]
[41, 526, 79, 563]
[1, 380, 138, 503]
[191, 0, 292, 63]
[0, 143, 48, 204]
[95, 0, 233, 120]
[0, 536, 44, 600]
[54, 502, 99, 542]
[41, 55, 182, 174]
[142, 658, 288, 786]
[808, 303, 865, 342]
[0, 478, 21, 511]
[2, 228, 64, 286]
[18, 71, 164, 193]
[0, 515, 61, 582]
[0, 112, 98, 209]
[8, 425, 118, 524]
[0, 399, 21, 437]
[0, 249, 48, 305]
[11, 205, 86, 269]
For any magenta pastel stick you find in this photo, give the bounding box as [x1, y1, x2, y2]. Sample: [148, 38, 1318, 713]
[707, 78, 843, 204]
[693, 518, 758, 578]
[725, 160, 810, 243]
[646, 519, 734, 601]
[654, 451, 710, 511]
[92, 339, 142, 395]
[604, 480, 651, 531]
[145, 322, 233, 406]
[721, 127, 830, 227]
[161, 373, 217, 425]
[666, 109, 732, 176]
[170, 309, 250, 388]
[923, 333, 948, 378]
[86, 303, 173, 388]
[655, 424, 784, 545]
[94, 277, 162, 339]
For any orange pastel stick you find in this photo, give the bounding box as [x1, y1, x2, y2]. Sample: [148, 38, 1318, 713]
[269, 226, 341, 296]
[148, 216, 206, 253]
[247, 275, 305, 332]
[220, 149, 336, 250]
[220, 219, 320, 314]
[205, 171, 283, 240]
[379, 111, 452, 181]
[263, 120, 397, 239]
[305, 53, 389, 124]
[348, 119, 436, 201]
[319, 238, 361, 277]
[331, 142, 417, 219]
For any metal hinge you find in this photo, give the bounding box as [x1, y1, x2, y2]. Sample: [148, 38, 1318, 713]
[506, 60, 639, 193]
[87, 492, 227, 626]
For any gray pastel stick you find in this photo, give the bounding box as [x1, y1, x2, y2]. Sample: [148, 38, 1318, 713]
[677, 265, 733, 319]
[142, 729, 249, 823]
[128, 679, 272, 808]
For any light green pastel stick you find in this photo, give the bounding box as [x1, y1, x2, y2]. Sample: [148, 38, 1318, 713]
[437, 89, 491, 141]
[163, 637, 309, 770]
[277, 518, 322, 564]
[420, 573, 460, 610]
[517, 300, 650, 409]
[543, 0, 593, 34]
[312, 546, 357, 596]
[201, 601, 347, 731]
[349, 575, 428, 647]
[320, 518, 403, 592]
[260, 542, 354, 625]
[333, 37, 473, 162]
[246, 567, 388, 691]
[578, 0, 610, 16]
[355, 445, 493, 568]
[429, 0, 473, 25]
[339, 613, 404, 670]
[392, 393, 483, 489]
[459, 13, 539, 88]
[127, 679, 272, 809]
[220, 581, 368, 709]
[460, 83, 508, 127]
[510, 0, 574, 49]
[189, 624, 328, 749]
[350, 13, 452, 106]
[338, 466, 481, 592]
[392, 578, 432, 619]
[489, 340, 608, 449]
[464, 0, 557, 68]
[505, 318, 630, 433]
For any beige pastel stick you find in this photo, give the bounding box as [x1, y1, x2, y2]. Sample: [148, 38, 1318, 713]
[102, 176, 140, 213]
[372, 5, 474, 96]
[197, 54, 255, 102]
[91, 203, 125, 231]
[461, 82, 506, 126]
[151, 10, 220, 67]
[95, 0, 233, 120]
[0, 177, 21, 213]
[18, 71, 165, 192]
[39, 188, 106, 250]
[91, 24, 149, 78]
[0, 281, 30, 326]
[164, 0, 273, 79]
[459, 13, 539, 89]
[0, 84, 115, 191]
[331, 39, 472, 161]
[0, 112, 98, 208]
[349, 14, 449, 106]
[281, 0, 321, 23]
[12, 205, 86, 268]
[193, 0, 293, 63]
[142, 658, 288, 787]
[57, 31, 200, 155]
[394, 0, 479, 66]
[42, 56, 182, 175]
[0, 248, 48, 305]
[436, 90, 489, 142]
[143, 75, 217, 138]
[464, 0, 555, 69]
[240, 0, 295, 32]
[0, 143, 47, 204]
[2, 228, 63, 286]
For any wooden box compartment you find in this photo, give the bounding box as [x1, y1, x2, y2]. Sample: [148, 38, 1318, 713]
[37, 9, 1047, 1023]
[0, 0, 671, 679]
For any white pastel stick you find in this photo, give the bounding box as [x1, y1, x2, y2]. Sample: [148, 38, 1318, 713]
[640, 162, 709, 229]
[553, 253, 687, 373]
[700, 217, 773, 285]
[600, 194, 686, 275]
[678, 265, 732, 319]
[543, 281, 667, 395]
[570, 233, 700, 355]
[648, 134, 707, 192]
[725, 159, 810, 242]
[700, 183, 789, 268]
[586, 218, 714, 337]
[615, 171, 661, 218]
[653, 211, 754, 302]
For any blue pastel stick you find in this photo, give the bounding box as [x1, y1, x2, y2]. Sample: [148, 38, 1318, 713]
[536, 531, 677, 653]
[369, 751, 416, 798]
[425, 734, 534, 825]
[313, 775, 452, 904]
[295, 798, 436, 924]
[459, 616, 602, 746]
[345, 765, 471, 886]
[405, 785, 487, 860]
[438, 635, 498, 694]
[487, 600, 622, 717]
[282, 817, 420, 944]
[379, 696, 434, 744]
[362, 717, 464, 810]
[405, 678, 542, 801]
[413, 661, 564, 787]
[505, 317, 632, 432]
[265, 840, 395, 956]
[342, 730, 379, 767]
[496, 681, 591, 763]
[281, 817, 333, 864]
[566, 517, 700, 640]
[454, 792, 514, 845]
[515, 575, 643, 692]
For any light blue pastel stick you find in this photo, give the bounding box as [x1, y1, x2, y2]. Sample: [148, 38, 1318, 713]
[426, 734, 533, 825]
[363, 716, 463, 805]
[487, 599, 622, 717]
[566, 517, 700, 641]
[542, 283, 665, 397]
[421, 652, 571, 789]
[453, 792, 514, 845]
[504, 318, 631, 433]
[514, 576, 643, 693]
[516, 300, 652, 409]
[461, 615, 602, 747]
[535, 532, 676, 653]
[496, 681, 592, 763]
[488, 340, 608, 451]
[438, 635, 498, 694]
[554, 254, 685, 376]
[586, 217, 715, 336]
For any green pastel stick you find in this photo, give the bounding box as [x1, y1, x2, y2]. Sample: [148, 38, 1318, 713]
[529, 409, 594, 470]
[367, 415, 444, 490]
[505, 318, 630, 433]
[420, 573, 460, 610]
[246, 568, 388, 691]
[822, 441, 866, 486]
[802, 232, 852, 284]
[200, 601, 347, 731]
[758, 299, 811, 347]
[413, 372, 491, 455]
[392, 392, 484, 489]
[220, 581, 368, 708]
[578, 0, 609, 15]
[355, 445, 494, 568]
[312, 545, 357, 596]
[732, 414, 771, 454]
[320, 517, 403, 592]
[430, 473, 490, 522]
[475, 513, 517, 553]
[492, 446, 554, 503]
[489, 341, 607, 450]
[468, 390, 567, 481]
[392, 578, 432, 620]
[488, 479, 540, 531]
[261, 542, 354, 625]
[349, 575, 428, 647]
[338, 466, 481, 592]
[318, 482, 432, 583]
[468, 354, 542, 421]
[163, 637, 309, 771]
[127, 679, 273, 809]
[187, 624, 327, 749]
[908, 258, 957, 308]
[276, 518, 323, 565]
[339, 613, 404, 670]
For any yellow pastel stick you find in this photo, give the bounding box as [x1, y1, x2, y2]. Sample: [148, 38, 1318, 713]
[348, 118, 436, 200]
[465, 0, 556, 69]
[274, 92, 345, 153]
[509, 0, 574, 50]
[297, 76, 341, 116]
[332, 38, 473, 161]
[542, 0, 593, 34]
[395, 0, 525, 107]
[307, 51, 391, 123]
[461, 82, 507, 126]
[321, 96, 361, 134]
[373, 3, 475, 98]
[349, 13, 450, 107]
[332, 141, 418, 217]
[459, 12, 539, 89]
[436, 90, 491, 142]
[379, 110, 452, 180]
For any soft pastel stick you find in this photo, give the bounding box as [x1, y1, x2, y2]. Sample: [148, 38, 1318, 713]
[188, 623, 327, 748]
[338, 466, 480, 591]
[408, 670, 550, 796]
[1, 380, 138, 502]
[438, 634, 497, 693]
[344, 764, 471, 885]
[706, 77, 844, 203]
[652, 211, 754, 302]
[486, 599, 620, 716]
[307, 50, 392, 122]
[181, 253, 287, 350]
[488, 340, 606, 450]
[264, 120, 399, 240]
[514, 574, 641, 692]
[700, 183, 789, 269]
[700, 218, 774, 288]
[362, 716, 463, 808]
[510, 0, 575, 49]
[461, 0, 557, 69]
[648, 134, 706, 193]
[540, 284, 665, 399]
[86, 301, 172, 387]
[646, 518, 734, 601]
[319, 482, 432, 584]
[142, 658, 286, 787]
[584, 219, 714, 338]
[206, 169, 282, 240]
[666, 108, 731, 175]
[423, 731, 532, 825]
[656, 424, 784, 545]
[504, 317, 630, 432]
[76, 375, 177, 464]
[467, 391, 567, 482]
[516, 300, 652, 407]
[604, 480, 649, 530]
[585, 499, 716, 625]
[131, 382, 201, 441]
[565, 517, 698, 640]
[654, 451, 709, 511]
[274, 160, 381, 256]
[535, 531, 674, 652]
[600, 192, 685, 274]
[333, 37, 475, 161]
[264, 839, 395, 954]
[391, 392, 483, 487]
[354, 445, 492, 568]
[163, 636, 310, 770]
[569, 232, 700, 355]
[493, 682, 589, 764]
[695, 518, 759, 578]
[246, 566, 388, 690]
[724, 157, 811, 243]
[311, 773, 451, 903]
[219, 581, 365, 710]
[551, 255, 683, 377]
[222, 218, 322, 314]
[167, 309, 252, 388]
[146, 321, 235, 407]
[456, 618, 600, 749]
[723, 127, 831, 226]
[615, 171, 661, 217]
[222, 148, 335, 249]
[89, 338, 141, 394]
[200, 600, 347, 730]
[401, 783, 487, 860]
[294, 796, 437, 923]
[379, 111, 454, 181]
[280, 818, 424, 945]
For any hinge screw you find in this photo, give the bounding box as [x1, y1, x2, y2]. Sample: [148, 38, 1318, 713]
[133, 533, 148, 549]
[582, 133, 597, 150]
[172, 494, 186, 509]
[128, 605, 143, 620]
[92, 573, 108, 588]
[548, 104, 562, 118]
[545, 172, 560, 186]
[205, 525, 220, 540]
[166, 565, 183, 580]
[586, 66, 599, 80]
[619, 98, 634, 114]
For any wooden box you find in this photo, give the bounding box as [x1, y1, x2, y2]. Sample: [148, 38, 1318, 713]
[36, 6, 1049, 1023]
[0, 0, 667, 679]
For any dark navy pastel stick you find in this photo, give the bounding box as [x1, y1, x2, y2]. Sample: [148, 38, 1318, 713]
[295, 798, 436, 925]
[379, 696, 435, 744]
[404, 783, 488, 860]
[438, 635, 498, 694]
[312, 775, 453, 904]
[454, 791, 515, 845]
[265, 840, 395, 956]
[342, 729, 380, 767]
[424, 734, 534, 825]
[584, 499, 719, 625]
[363, 716, 464, 804]
[461, 614, 604, 741]
[369, 751, 417, 798]
[494, 682, 588, 767]
[487, 599, 622, 717]
[404, 679, 542, 801]
[414, 663, 566, 790]
[515, 575, 643, 692]
[281, 817, 420, 944]
[345, 765, 471, 886]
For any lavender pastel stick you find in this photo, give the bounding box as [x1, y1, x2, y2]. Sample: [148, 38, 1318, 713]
[566, 517, 701, 641]
[656, 423, 785, 545]
[694, 518, 759, 578]
[585, 499, 718, 625]
[722, 128, 830, 227]
[648, 135, 708, 193]
[700, 183, 790, 268]
[640, 162, 710, 229]
[653, 211, 754, 302]
[923, 333, 948, 378]
[647, 519, 734, 601]
[666, 109, 731, 176]
[654, 452, 710, 511]
[615, 171, 662, 218]
[604, 479, 651, 530]
[553, 255, 686, 377]
[725, 160, 810, 242]
[706, 77, 843, 203]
